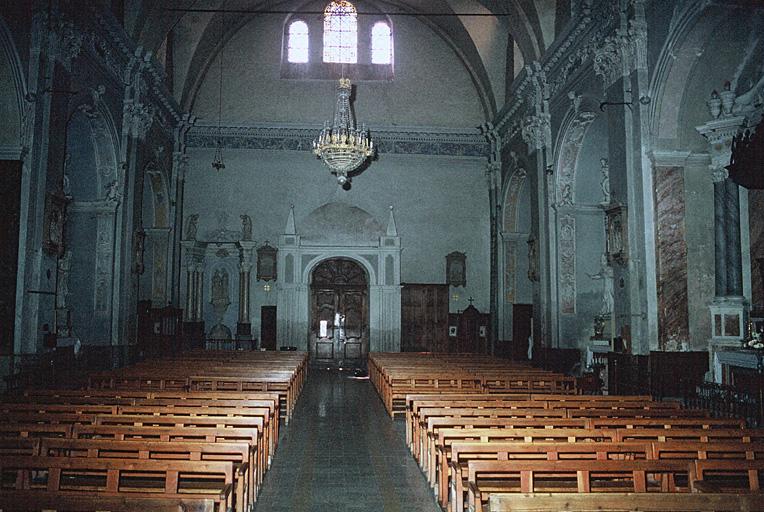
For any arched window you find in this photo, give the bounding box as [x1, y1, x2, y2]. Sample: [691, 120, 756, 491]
[287, 20, 309, 63]
[370, 22, 392, 65]
[323, 1, 357, 64]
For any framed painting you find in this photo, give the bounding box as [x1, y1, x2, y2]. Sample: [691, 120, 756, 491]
[257, 242, 278, 282]
[446, 251, 466, 287]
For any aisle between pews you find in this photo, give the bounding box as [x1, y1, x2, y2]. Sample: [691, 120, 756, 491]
[254, 369, 440, 512]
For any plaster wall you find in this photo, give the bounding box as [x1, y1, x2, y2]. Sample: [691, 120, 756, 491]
[191, 10, 485, 128]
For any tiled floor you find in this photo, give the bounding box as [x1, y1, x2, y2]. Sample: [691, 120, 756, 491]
[254, 369, 441, 511]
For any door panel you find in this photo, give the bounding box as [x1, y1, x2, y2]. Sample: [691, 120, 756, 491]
[309, 259, 368, 367]
[260, 306, 277, 350]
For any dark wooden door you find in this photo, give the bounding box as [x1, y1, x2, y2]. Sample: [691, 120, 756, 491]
[260, 306, 277, 350]
[309, 259, 368, 366]
[0, 160, 22, 355]
[511, 304, 533, 361]
[401, 284, 449, 352]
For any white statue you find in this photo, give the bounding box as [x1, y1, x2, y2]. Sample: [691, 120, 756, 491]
[185, 214, 199, 240]
[587, 253, 614, 315]
[105, 180, 122, 205]
[600, 158, 610, 205]
[241, 214, 252, 241]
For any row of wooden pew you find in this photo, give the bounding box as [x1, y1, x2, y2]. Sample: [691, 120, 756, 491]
[372, 353, 764, 512]
[368, 352, 577, 417]
[0, 350, 308, 512]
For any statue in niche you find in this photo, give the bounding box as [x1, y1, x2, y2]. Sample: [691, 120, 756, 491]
[210, 268, 231, 322]
[241, 214, 253, 241]
[104, 180, 122, 205]
[185, 214, 199, 240]
[600, 158, 610, 205]
[587, 253, 614, 315]
[56, 250, 72, 310]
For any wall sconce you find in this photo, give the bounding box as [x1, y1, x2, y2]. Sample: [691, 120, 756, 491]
[263, 283, 271, 292]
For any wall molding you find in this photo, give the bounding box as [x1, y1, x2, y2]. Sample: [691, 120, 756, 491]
[186, 123, 489, 158]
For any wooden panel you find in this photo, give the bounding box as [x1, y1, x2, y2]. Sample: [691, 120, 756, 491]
[260, 306, 277, 350]
[401, 284, 449, 352]
[511, 304, 532, 361]
[0, 160, 22, 355]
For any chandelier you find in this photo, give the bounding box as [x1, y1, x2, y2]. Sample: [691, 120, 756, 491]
[313, 78, 374, 184]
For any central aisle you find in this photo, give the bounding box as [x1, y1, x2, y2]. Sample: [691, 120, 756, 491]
[255, 369, 441, 511]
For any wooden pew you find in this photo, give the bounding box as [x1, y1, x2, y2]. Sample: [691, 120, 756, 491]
[691, 459, 764, 493]
[0, 456, 237, 512]
[447, 441, 651, 512]
[487, 492, 764, 512]
[616, 428, 764, 443]
[38, 438, 253, 512]
[71, 424, 265, 490]
[433, 428, 620, 501]
[466, 459, 691, 512]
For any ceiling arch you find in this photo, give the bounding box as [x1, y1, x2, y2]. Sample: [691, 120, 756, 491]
[124, 0, 561, 117]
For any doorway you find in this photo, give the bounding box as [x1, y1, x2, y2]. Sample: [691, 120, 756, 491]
[261, 306, 277, 350]
[512, 304, 533, 361]
[310, 258, 368, 367]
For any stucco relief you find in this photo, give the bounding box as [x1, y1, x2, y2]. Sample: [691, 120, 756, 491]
[504, 241, 517, 303]
[559, 214, 577, 315]
[554, 110, 595, 207]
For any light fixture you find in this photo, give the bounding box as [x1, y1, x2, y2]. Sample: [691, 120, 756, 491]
[313, 78, 374, 184]
[211, 3, 226, 172]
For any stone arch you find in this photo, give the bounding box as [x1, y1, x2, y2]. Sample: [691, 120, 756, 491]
[180, 0, 497, 120]
[139, 162, 172, 304]
[302, 252, 377, 286]
[0, 15, 26, 151]
[65, 92, 121, 200]
[549, 100, 599, 319]
[62, 91, 122, 345]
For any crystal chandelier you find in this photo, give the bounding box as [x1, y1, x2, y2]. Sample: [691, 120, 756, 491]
[313, 78, 374, 184]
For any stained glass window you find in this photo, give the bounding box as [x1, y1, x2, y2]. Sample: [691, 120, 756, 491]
[370, 22, 392, 64]
[323, 1, 357, 64]
[288, 20, 309, 63]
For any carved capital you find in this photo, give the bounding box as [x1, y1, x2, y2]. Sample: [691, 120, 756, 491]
[521, 113, 551, 152]
[124, 101, 155, 140]
[173, 152, 190, 181]
[711, 167, 729, 183]
[593, 35, 625, 89]
[54, 18, 83, 70]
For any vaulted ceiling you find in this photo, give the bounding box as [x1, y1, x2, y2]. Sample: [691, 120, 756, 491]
[122, 0, 568, 118]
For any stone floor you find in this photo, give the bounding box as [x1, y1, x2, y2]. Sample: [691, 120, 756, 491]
[254, 369, 441, 512]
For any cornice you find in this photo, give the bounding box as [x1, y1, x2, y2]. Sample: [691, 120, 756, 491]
[186, 123, 489, 158]
[494, 0, 620, 141]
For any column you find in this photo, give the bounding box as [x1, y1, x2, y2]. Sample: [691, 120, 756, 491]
[697, 91, 751, 380]
[236, 242, 256, 343]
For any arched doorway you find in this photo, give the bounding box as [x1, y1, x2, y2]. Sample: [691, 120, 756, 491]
[309, 258, 368, 368]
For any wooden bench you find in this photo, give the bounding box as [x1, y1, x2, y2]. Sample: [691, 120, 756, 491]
[466, 459, 691, 512]
[616, 428, 764, 443]
[433, 428, 620, 500]
[0, 456, 238, 512]
[690, 459, 764, 493]
[447, 441, 651, 512]
[38, 437, 253, 511]
[487, 492, 764, 512]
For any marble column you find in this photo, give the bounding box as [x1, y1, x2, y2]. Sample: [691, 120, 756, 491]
[697, 92, 752, 380]
[184, 262, 194, 321]
[236, 242, 256, 341]
[725, 177, 743, 296]
[194, 264, 204, 321]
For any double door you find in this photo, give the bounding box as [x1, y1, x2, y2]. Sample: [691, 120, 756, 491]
[310, 286, 368, 367]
